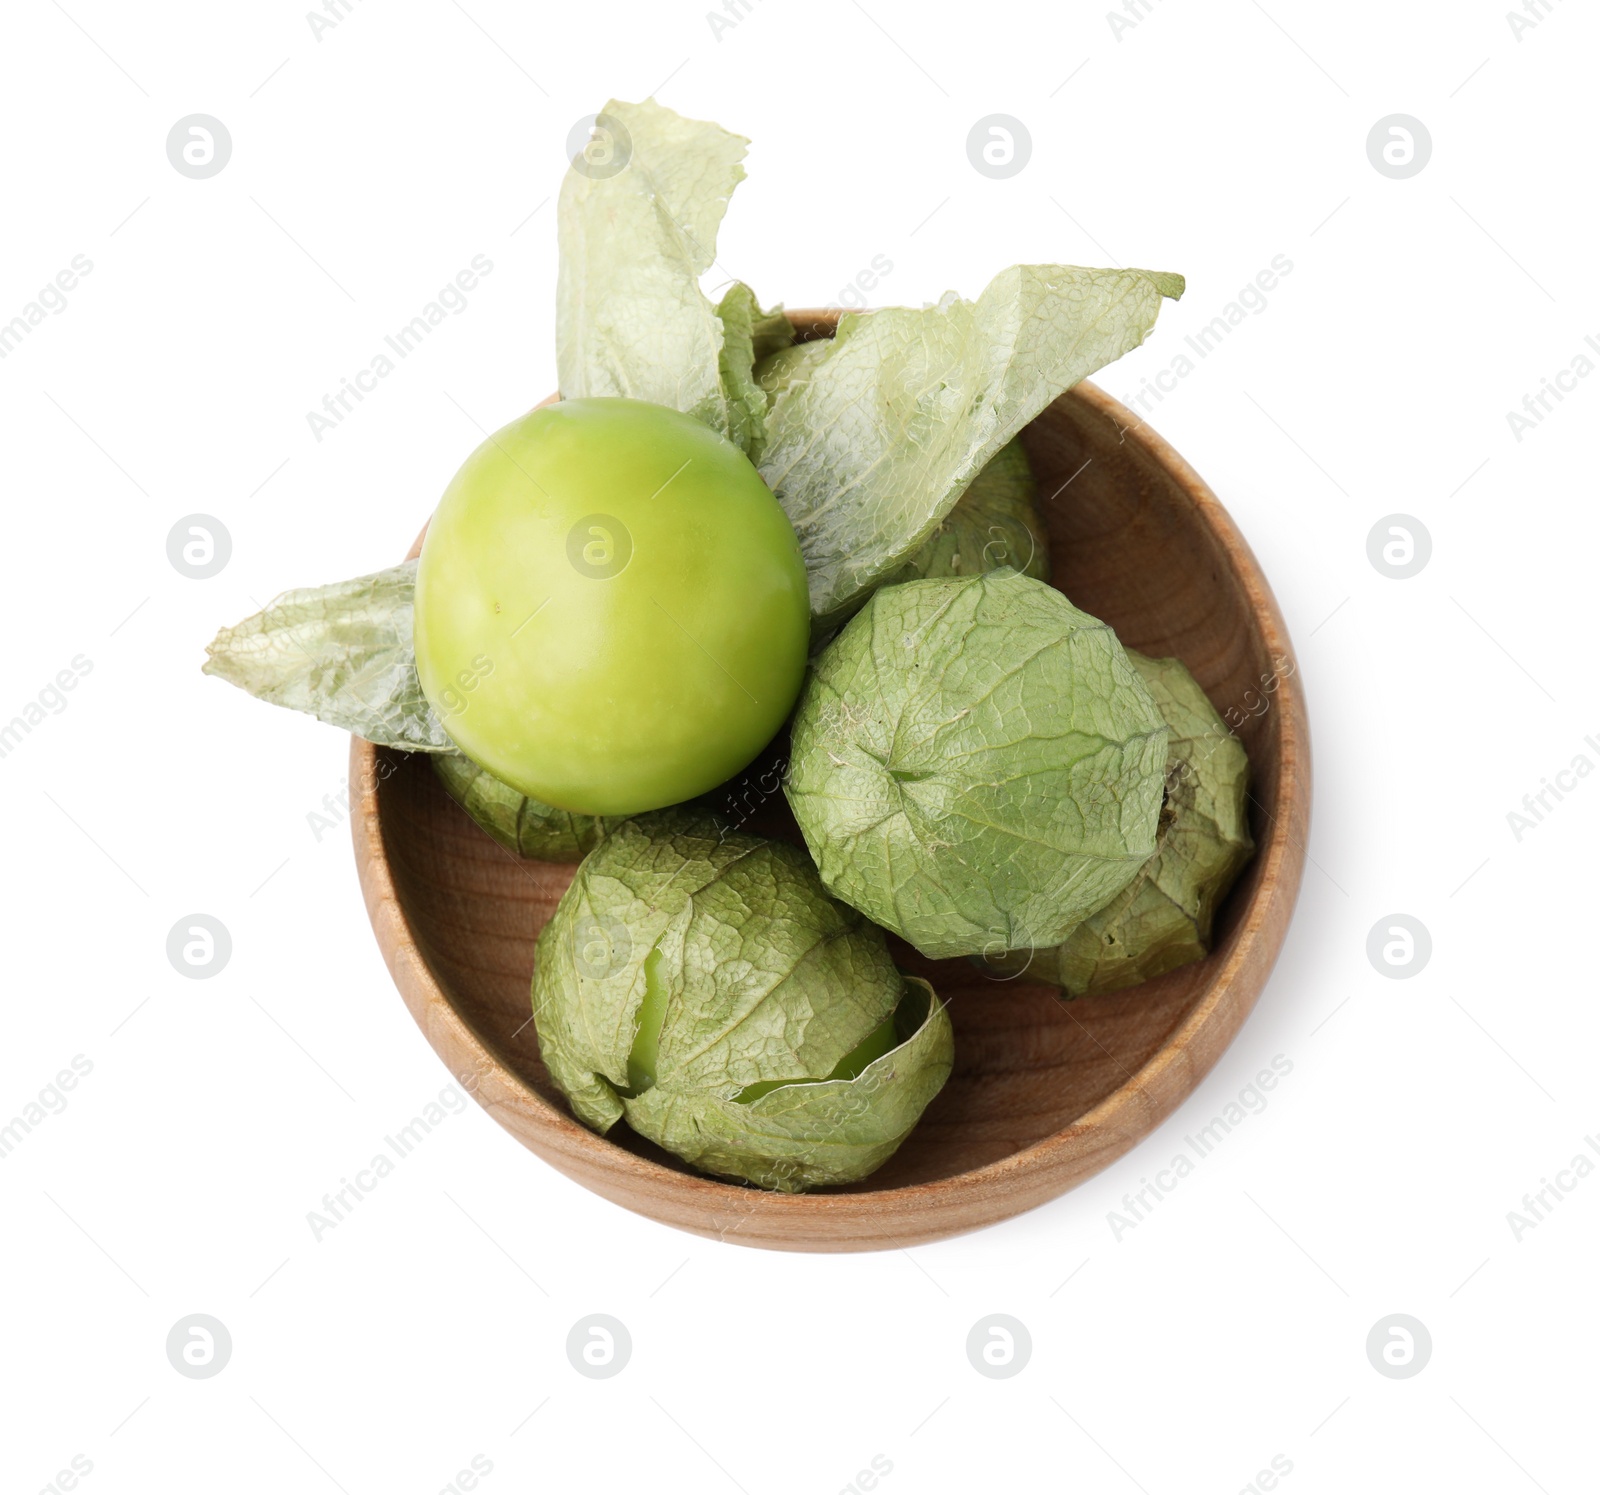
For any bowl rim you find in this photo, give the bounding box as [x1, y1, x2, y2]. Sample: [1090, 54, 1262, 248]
[350, 337, 1311, 1252]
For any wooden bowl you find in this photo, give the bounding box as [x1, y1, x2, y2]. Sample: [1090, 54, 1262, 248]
[350, 311, 1310, 1252]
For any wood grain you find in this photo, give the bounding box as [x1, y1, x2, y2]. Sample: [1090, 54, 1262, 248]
[350, 313, 1311, 1251]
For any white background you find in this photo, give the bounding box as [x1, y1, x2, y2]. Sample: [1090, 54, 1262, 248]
[1, 1, 1595, 1491]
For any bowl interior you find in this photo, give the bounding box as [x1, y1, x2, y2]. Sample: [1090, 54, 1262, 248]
[370, 380, 1289, 1195]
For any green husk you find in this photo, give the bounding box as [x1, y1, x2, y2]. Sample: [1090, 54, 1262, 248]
[755, 265, 1182, 626]
[973, 652, 1254, 995]
[785, 568, 1169, 960]
[531, 810, 954, 1191]
[201, 561, 450, 752]
[433, 752, 623, 861]
[883, 439, 1050, 586]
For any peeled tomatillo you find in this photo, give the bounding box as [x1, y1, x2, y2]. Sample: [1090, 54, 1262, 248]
[414, 397, 810, 816]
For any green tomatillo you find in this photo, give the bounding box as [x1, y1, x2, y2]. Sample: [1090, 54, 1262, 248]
[414, 397, 811, 817]
[532, 810, 955, 1192]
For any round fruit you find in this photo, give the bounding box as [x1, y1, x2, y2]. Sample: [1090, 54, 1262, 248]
[414, 397, 810, 816]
